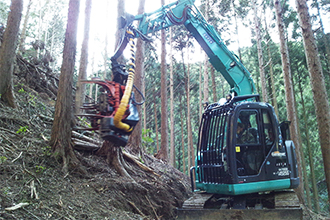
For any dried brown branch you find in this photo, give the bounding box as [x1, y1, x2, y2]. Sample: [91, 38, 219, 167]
[146, 195, 159, 220]
[128, 200, 145, 217]
[5, 202, 29, 211]
[123, 151, 160, 177]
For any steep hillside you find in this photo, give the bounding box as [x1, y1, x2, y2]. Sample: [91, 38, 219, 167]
[0, 75, 191, 220]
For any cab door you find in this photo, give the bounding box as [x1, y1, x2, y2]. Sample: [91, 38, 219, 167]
[235, 108, 264, 177]
[233, 104, 278, 183]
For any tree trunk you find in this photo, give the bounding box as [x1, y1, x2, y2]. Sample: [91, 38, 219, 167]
[157, 0, 169, 161]
[115, 0, 125, 64]
[266, 40, 279, 117]
[210, 66, 217, 102]
[153, 92, 160, 152]
[103, 1, 109, 79]
[186, 46, 194, 167]
[294, 78, 312, 209]
[264, 13, 279, 116]
[314, 0, 330, 74]
[274, 0, 305, 204]
[169, 27, 175, 166]
[295, 0, 330, 206]
[128, 0, 146, 155]
[297, 74, 321, 212]
[203, 0, 209, 104]
[232, 0, 242, 61]
[18, 0, 32, 53]
[50, 0, 82, 174]
[179, 95, 186, 174]
[0, 0, 23, 108]
[179, 47, 191, 170]
[75, 0, 92, 115]
[253, 0, 268, 102]
[199, 57, 203, 121]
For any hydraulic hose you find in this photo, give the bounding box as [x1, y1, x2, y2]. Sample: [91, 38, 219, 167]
[113, 30, 136, 132]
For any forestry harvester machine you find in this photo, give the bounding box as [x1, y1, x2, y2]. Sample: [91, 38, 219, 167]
[80, 0, 302, 219]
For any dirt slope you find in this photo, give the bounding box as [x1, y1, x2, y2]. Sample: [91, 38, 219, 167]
[0, 82, 191, 220]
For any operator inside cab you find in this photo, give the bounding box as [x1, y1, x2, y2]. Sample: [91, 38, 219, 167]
[235, 113, 263, 176]
[236, 121, 255, 144]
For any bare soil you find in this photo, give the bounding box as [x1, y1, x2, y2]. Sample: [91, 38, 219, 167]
[0, 79, 191, 220]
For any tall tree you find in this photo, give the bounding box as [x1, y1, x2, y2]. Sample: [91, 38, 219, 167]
[297, 73, 321, 212]
[295, 0, 330, 205]
[115, 0, 125, 64]
[274, 0, 305, 203]
[231, 0, 242, 61]
[154, 92, 160, 152]
[313, 0, 330, 73]
[18, 0, 32, 53]
[186, 44, 194, 167]
[128, 0, 146, 155]
[169, 27, 175, 166]
[210, 67, 217, 102]
[203, 0, 209, 104]
[156, 0, 169, 161]
[198, 58, 203, 121]
[50, 0, 81, 174]
[103, 1, 109, 79]
[0, 0, 23, 108]
[264, 25, 279, 117]
[179, 95, 186, 174]
[75, 0, 92, 115]
[253, 0, 268, 102]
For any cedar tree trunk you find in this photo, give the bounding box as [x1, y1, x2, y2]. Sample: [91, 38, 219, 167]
[0, 0, 23, 108]
[157, 0, 169, 161]
[50, 0, 81, 174]
[274, 0, 305, 203]
[128, 0, 146, 155]
[295, 0, 330, 205]
[75, 0, 92, 115]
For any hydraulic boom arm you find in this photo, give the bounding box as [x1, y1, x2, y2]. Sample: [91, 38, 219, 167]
[131, 0, 256, 96]
[80, 0, 258, 144]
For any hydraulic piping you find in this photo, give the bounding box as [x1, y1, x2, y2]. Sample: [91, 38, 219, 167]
[113, 30, 136, 132]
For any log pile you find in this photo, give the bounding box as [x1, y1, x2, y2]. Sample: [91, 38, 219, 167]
[16, 55, 59, 99]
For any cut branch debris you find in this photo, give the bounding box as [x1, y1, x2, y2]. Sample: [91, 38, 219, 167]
[5, 203, 29, 211]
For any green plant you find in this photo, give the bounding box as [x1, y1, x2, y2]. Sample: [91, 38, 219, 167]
[2, 187, 11, 195]
[29, 93, 36, 106]
[78, 116, 92, 128]
[139, 155, 145, 164]
[0, 156, 7, 164]
[35, 165, 46, 173]
[42, 146, 52, 156]
[142, 129, 155, 154]
[18, 88, 25, 93]
[16, 126, 28, 134]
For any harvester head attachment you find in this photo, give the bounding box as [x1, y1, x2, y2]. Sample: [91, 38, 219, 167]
[79, 79, 139, 145]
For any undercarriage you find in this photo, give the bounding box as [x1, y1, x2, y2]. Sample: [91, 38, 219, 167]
[177, 190, 302, 220]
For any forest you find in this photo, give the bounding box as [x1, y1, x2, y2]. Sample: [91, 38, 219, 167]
[0, 0, 330, 219]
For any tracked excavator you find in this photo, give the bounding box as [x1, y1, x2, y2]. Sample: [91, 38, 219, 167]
[80, 0, 302, 219]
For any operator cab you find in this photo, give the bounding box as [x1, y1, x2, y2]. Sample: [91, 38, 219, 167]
[194, 95, 299, 195]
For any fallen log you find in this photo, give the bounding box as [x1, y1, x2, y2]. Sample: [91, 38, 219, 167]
[72, 131, 100, 145]
[72, 138, 100, 151]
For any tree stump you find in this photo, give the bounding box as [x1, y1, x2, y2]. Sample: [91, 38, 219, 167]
[96, 141, 134, 180]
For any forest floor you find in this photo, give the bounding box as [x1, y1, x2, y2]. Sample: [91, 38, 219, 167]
[0, 69, 329, 220]
[0, 77, 192, 219]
